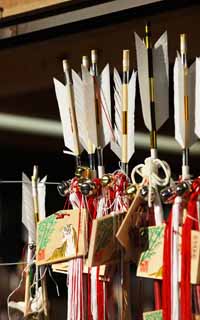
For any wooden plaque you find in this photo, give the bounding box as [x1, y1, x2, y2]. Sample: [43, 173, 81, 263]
[116, 189, 146, 262]
[88, 211, 125, 267]
[137, 225, 200, 284]
[36, 209, 87, 266]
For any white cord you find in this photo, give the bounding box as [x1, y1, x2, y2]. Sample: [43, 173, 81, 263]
[7, 262, 30, 320]
[131, 157, 171, 187]
[48, 267, 60, 297]
[131, 157, 171, 210]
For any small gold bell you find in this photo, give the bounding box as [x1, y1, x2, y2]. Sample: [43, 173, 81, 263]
[82, 167, 91, 179]
[101, 174, 112, 186]
[126, 184, 137, 198]
[75, 166, 85, 178]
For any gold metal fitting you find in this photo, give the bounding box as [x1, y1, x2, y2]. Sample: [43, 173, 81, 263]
[123, 49, 130, 72]
[62, 59, 69, 72]
[82, 55, 89, 69]
[180, 33, 187, 55]
[91, 49, 98, 64]
[144, 22, 151, 49]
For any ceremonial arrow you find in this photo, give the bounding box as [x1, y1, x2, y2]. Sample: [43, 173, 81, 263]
[90, 49, 113, 177]
[71, 55, 96, 174]
[171, 33, 197, 320]
[22, 168, 48, 317]
[135, 23, 169, 312]
[22, 171, 36, 316]
[111, 50, 137, 175]
[135, 23, 169, 160]
[174, 34, 197, 179]
[32, 166, 49, 319]
[82, 55, 96, 173]
[54, 60, 83, 167]
[72, 50, 112, 178]
[134, 23, 169, 224]
[110, 50, 136, 320]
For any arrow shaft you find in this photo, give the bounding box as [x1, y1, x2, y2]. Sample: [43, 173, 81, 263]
[91, 50, 105, 177]
[82, 57, 96, 176]
[145, 23, 157, 150]
[121, 50, 129, 175]
[180, 34, 190, 175]
[23, 167, 39, 317]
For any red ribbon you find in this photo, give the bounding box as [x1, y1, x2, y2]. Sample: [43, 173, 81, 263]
[162, 212, 172, 320]
[97, 268, 104, 319]
[181, 188, 199, 320]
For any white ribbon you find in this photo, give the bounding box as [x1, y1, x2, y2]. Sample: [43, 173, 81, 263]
[69, 191, 81, 209]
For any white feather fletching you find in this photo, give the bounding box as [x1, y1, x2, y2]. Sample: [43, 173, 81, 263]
[135, 32, 151, 130]
[38, 176, 47, 221]
[174, 55, 185, 148]
[22, 173, 35, 243]
[127, 70, 137, 161]
[195, 58, 200, 137]
[111, 68, 136, 162]
[135, 31, 169, 131]
[99, 63, 112, 147]
[71, 69, 89, 152]
[188, 60, 197, 146]
[174, 54, 196, 148]
[53, 78, 76, 155]
[153, 31, 169, 130]
[81, 66, 98, 147]
[111, 68, 122, 159]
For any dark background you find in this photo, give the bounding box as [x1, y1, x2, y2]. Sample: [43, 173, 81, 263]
[0, 0, 200, 318]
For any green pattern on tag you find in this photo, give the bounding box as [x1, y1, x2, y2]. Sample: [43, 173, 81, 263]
[143, 309, 163, 320]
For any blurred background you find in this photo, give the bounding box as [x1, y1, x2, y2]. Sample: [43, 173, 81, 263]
[0, 0, 200, 318]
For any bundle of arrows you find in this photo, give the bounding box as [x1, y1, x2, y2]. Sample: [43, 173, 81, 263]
[6, 23, 200, 320]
